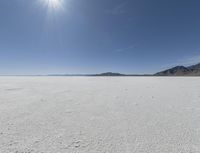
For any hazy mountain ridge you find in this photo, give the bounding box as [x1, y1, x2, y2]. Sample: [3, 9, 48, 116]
[155, 63, 200, 76]
[91, 72, 126, 76]
[16, 63, 200, 77]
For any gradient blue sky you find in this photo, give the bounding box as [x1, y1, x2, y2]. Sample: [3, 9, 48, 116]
[1, 0, 200, 75]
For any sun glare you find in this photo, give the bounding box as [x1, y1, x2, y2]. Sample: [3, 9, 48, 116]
[41, 0, 64, 12]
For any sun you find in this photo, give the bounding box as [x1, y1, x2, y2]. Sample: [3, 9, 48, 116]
[47, 0, 62, 10]
[41, 0, 64, 12]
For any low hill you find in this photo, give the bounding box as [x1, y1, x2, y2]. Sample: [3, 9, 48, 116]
[92, 72, 125, 76]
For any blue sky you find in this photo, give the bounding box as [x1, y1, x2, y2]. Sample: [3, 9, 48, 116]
[0, 0, 200, 75]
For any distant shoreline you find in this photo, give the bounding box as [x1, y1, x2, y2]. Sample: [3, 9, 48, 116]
[0, 75, 200, 77]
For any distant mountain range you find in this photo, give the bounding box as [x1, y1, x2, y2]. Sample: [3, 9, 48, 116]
[47, 72, 152, 77]
[47, 72, 125, 76]
[155, 63, 200, 76]
[92, 72, 152, 76]
[90, 63, 200, 76]
[45, 63, 200, 77]
[91, 72, 126, 76]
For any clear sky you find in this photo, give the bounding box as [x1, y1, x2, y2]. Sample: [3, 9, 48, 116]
[1, 0, 200, 75]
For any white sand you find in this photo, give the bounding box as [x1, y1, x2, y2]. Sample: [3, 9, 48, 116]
[0, 77, 200, 153]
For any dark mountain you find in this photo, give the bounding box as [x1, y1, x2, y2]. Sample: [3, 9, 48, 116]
[47, 72, 152, 77]
[155, 66, 191, 76]
[92, 72, 125, 76]
[91, 72, 152, 76]
[155, 63, 200, 76]
[187, 63, 200, 70]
